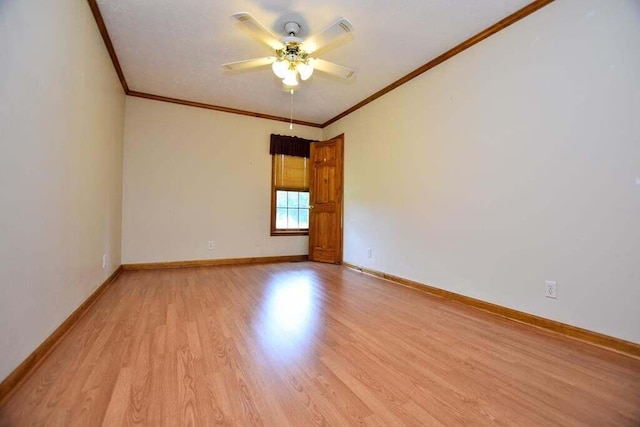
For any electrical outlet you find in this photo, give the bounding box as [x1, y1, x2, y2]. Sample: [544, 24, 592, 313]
[545, 281, 558, 299]
[367, 248, 372, 258]
[102, 254, 107, 269]
[208, 241, 214, 250]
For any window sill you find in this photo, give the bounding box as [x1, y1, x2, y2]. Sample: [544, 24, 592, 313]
[271, 230, 309, 237]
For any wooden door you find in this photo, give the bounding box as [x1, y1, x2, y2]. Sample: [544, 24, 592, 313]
[308, 134, 344, 264]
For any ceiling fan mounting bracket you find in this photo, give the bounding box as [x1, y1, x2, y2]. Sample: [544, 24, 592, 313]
[283, 21, 301, 36]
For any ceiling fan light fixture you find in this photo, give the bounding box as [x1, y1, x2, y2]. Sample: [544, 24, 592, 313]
[283, 68, 299, 86]
[297, 61, 314, 81]
[272, 60, 288, 79]
[224, 13, 356, 89]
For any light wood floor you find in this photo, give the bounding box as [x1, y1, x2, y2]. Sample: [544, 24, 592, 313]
[1, 262, 639, 425]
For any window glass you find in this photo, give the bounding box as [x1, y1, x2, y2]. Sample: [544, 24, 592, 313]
[299, 208, 309, 229]
[287, 208, 299, 228]
[299, 192, 310, 208]
[276, 191, 288, 208]
[287, 192, 299, 208]
[276, 208, 288, 229]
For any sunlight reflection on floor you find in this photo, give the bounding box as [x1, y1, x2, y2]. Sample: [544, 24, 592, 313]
[257, 272, 321, 362]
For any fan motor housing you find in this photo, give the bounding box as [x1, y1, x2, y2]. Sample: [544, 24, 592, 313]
[276, 43, 308, 62]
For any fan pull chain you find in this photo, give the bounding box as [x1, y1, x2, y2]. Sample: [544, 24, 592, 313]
[289, 89, 294, 130]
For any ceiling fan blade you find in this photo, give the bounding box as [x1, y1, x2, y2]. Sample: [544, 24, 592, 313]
[232, 12, 283, 50]
[303, 18, 354, 54]
[222, 57, 276, 71]
[311, 58, 355, 79]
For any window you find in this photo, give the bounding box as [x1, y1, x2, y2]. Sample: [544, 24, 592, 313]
[271, 154, 310, 235]
[275, 190, 310, 229]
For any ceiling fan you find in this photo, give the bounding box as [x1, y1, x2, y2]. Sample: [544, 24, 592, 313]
[222, 12, 355, 88]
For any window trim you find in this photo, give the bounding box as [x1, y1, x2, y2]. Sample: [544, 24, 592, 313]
[270, 156, 309, 236]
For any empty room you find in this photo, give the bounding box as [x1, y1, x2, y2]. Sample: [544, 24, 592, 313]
[1, 0, 639, 425]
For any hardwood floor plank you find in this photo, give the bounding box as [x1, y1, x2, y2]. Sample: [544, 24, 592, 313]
[1, 262, 639, 425]
[101, 366, 133, 426]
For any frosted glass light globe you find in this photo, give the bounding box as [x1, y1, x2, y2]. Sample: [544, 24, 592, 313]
[282, 69, 298, 86]
[272, 60, 288, 79]
[297, 62, 313, 81]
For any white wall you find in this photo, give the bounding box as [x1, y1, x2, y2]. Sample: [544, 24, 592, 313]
[122, 96, 322, 264]
[325, 0, 640, 343]
[0, 1, 126, 380]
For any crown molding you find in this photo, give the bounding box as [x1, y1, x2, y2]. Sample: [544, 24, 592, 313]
[87, 0, 129, 93]
[128, 91, 323, 128]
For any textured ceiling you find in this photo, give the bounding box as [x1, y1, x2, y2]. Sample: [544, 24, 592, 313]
[97, 0, 531, 124]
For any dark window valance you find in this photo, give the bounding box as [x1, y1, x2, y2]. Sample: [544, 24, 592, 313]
[269, 134, 316, 158]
